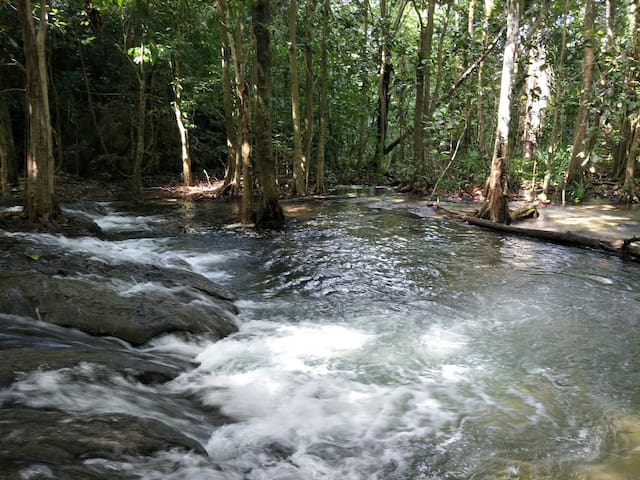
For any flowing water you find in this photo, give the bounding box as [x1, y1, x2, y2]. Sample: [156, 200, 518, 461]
[3, 194, 640, 479]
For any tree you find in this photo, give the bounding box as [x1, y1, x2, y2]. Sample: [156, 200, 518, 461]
[289, 0, 305, 196]
[18, 0, 58, 221]
[374, 0, 408, 176]
[217, 0, 239, 194]
[482, 0, 519, 223]
[0, 93, 14, 197]
[217, 0, 254, 222]
[544, 0, 569, 197]
[315, 0, 329, 193]
[253, 0, 284, 227]
[171, 49, 192, 186]
[619, 0, 639, 204]
[302, 0, 314, 192]
[565, 0, 596, 186]
[522, 5, 551, 195]
[477, 0, 495, 160]
[412, 0, 435, 179]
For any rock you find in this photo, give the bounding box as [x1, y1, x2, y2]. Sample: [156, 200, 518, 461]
[0, 409, 207, 476]
[0, 347, 187, 388]
[0, 271, 238, 345]
[0, 211, 103, 237]
[0, 233, 239, 345]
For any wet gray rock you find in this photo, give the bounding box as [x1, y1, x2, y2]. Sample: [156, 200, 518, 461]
[0, 409, 208, 478]
[0, 347, 186, 387]
[0, 234, 239, 345]
[0, 271, 237, 345]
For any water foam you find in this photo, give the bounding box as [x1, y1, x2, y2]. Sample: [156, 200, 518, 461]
[163, 319, 461, 479]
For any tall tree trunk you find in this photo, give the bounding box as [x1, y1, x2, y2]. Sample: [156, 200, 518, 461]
[566, 0, 596, 186]
[239, 80, 253, 224]
[316, 0, 329, 193]
[217, 0, 241, 196]
[253, 0, 284, 228]
[289, 0, 306, 196]
[18, 0, 58, 221]
[620, 0, 639, 204]
[220, 0, 253, 219]
[172, 56, 192, 186]
[132, 41, 146, 204]
[374, 0, 408, 176]
[0, 94, 13, 197]
[522, 29, 550, 190]
[476, 0, 494, 160]
[431, 0, 451, 114]
[483, 0, 519, 224]
[357, 0, 369, 170]
[375, 0, 389, 176]
[233, 7, 254, 222]
[622, 117, 639, 204]
[412, 0, 435, 179]
[544, 0, 569, 196]
[303, 0, 314, 192]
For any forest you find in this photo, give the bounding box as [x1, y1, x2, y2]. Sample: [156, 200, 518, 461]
[0, 0, 639, 227]
[3, 2, 640, 478]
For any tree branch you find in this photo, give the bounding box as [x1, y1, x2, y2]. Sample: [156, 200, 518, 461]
[446, 25, 505, 97]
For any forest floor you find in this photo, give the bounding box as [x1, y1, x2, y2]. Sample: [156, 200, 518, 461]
[2, 174, 638, 245]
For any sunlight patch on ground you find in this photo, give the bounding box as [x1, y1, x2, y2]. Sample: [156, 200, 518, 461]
[532, 205, 640, 240]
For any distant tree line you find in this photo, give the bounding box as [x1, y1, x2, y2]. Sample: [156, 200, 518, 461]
[0, 0, 638, 226]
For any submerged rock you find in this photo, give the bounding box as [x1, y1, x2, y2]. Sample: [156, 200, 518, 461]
[0, 347, 187, 388]
[0, 232, 239, 345]
[0, 409, 208, 478]
[0, 271, 237, 345]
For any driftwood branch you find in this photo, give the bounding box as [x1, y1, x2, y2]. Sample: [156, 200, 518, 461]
[434, 205, 640, 261]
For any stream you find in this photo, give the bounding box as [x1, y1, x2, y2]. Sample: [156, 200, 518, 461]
[2, 192, 640, 479]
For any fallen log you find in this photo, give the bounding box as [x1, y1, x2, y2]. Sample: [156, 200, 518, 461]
[434, 204, 640, 261]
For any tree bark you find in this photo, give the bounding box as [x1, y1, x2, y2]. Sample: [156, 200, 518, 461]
[544, 0, 569, 196]
[303, 0, 314, 192]
[253, 0, 284, 228]
[316, 0, 329, 193]
[374, 0, 408, 176]
[18, 0, 58, 221]
[217, 0, 241, 196]
[618, 0, 639, 204]
[412, 0, 435, 179]
[0, 94, 13, 197]
[289, 0, 306, 196]
[375, 0, 389, 175]
[522, 34, 548, 162]
[483, 0, 519, 224]
[566, 0, 596, 186]
[132, 44, 146, 204]
[522, 26, 551, 195]
[621, 117, 639, 204]
[221, 0, 254, 221]
[357, 0, 369, 170]
[476, 0, 495, 159]
[172, 56, 192, 186]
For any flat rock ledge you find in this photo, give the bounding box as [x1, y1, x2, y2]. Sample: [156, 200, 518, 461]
[0, 234, 239, 346]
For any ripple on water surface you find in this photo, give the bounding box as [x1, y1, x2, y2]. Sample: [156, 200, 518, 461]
[3, 197, 640, 479]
